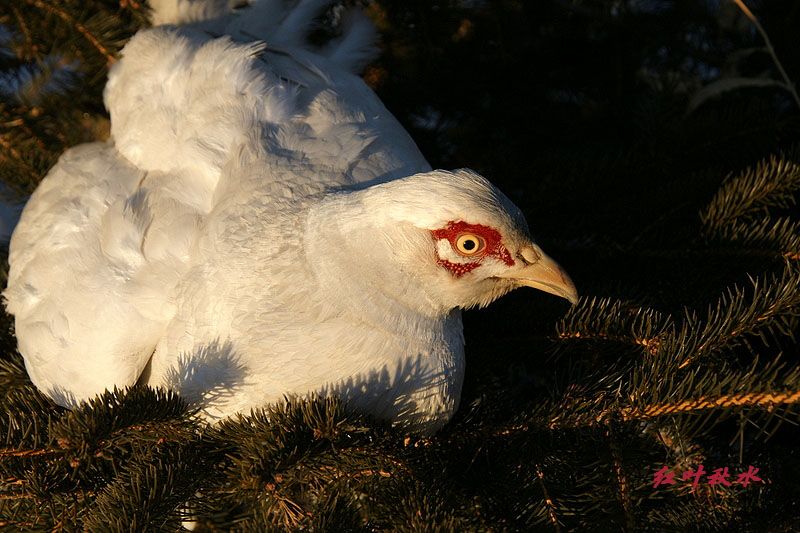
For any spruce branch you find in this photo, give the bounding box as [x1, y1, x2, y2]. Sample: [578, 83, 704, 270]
[22, 0, 116, 65]
[701, 153, 800, 232]
[0, 519, 35, 529]
[49, 386, 195, 453]
[543, 375, 800, 431]
[0, 354, 62, 449]
[0, 1, 148, 192]
[81, 442, 207, 531]
[540, 335, 800, 432]
[555, 297, 673, 356]
[626, 351, 800, 444]
[199, 397, 405, 530]
[672, 265, 800, 369]
[554, 266, 800, 372]
[707, 217, 800, 260]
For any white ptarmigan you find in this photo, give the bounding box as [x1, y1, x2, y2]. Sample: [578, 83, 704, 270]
[4, 0, 577, 434]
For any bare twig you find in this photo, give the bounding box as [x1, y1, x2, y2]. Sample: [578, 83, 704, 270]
[731, 0, 800, 109]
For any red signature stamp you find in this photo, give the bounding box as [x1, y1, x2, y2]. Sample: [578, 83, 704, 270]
[653, 465, 763, 490]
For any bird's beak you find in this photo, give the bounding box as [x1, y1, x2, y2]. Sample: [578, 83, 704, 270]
[497, 243, 578, 304]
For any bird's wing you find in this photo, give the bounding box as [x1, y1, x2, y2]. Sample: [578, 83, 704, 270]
[5, 0, 430, 406]
[4, 143, 201, 405]
[105, 0, 431, 192]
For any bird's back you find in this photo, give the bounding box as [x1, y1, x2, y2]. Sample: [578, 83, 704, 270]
[5, 0, 431, 407]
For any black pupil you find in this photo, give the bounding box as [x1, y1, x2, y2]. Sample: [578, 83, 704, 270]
[463, 239, 476, 250]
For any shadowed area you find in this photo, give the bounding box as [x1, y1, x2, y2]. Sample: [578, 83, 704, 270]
[160, 340, 248, 418]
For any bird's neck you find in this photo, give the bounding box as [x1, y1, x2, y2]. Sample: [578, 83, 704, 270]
[305, 191, 449, 324]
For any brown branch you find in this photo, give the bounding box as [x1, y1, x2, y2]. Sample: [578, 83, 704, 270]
[0, 493, 30, 500]
[0, 520, 35, 528]
[606, 425, 635, 532]
[731, 0, 800, 109]
[0, 447, 61, 458]
[3, 112, 50, 154]
[0, 133, 34, 171]
[546, 390, 799, 429]
[317, 464, 393, 480]
[557, 331, 662, 355]
[535, 465, 561, 533]
[492, 389, 800, 435]
[25, 0, 116, 65]
[1, 119, 25, 127]
[11, 5, 35, 58]
[619, 390, 800, 420]
[274, 495, 305, 529]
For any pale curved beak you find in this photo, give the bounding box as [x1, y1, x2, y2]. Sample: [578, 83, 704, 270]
[497, 243, 578, 304]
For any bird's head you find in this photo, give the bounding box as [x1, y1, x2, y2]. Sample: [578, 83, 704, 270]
[307, 169, 577, 315]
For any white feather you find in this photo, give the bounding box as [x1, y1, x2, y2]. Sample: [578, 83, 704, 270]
[148, 0, 234, 26]
[270, 0, 330, 45]
[324, 9, 378, 73]
[5, 1, 544, 434]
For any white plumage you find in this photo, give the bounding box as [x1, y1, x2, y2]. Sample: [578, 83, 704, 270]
[4, 0, 577, 434]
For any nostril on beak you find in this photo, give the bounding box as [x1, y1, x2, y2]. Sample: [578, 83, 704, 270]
[518, 245, 541, 265]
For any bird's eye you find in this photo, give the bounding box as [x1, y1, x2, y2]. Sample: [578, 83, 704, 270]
[455, 233, 485, 256]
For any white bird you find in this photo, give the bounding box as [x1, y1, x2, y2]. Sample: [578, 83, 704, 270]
[4, 0, 577, 434]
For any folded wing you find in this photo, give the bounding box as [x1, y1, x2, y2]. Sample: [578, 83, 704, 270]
[4, 0, 430, 406]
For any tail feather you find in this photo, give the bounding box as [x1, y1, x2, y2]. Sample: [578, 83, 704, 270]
[270, 0, 331, 45]
[147, 0, 379, 73]
[323, 9, 378, 73]
[224, 0, 286, 41]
